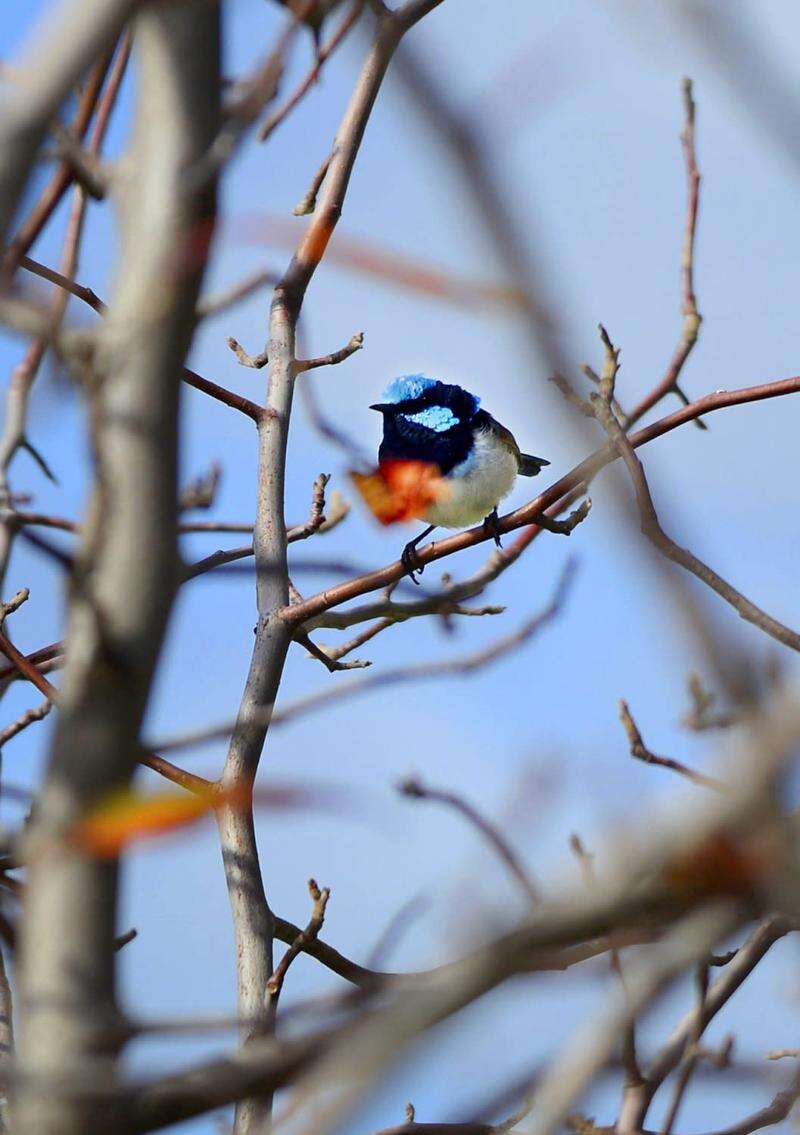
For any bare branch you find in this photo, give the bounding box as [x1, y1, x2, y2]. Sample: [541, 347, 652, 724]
[297, 632, 372, 672]
[216, 8, 446, 1130]
[293, 151, 332, 216]
[49, 123, 110, 200]
[299, 499, 589, 632]
[312, 617, 394, 663]
[692, 1070, 800, 1135]
[113, 928, 138, 952]
[398, 775, 539, 904]
[283, 373, 800, 627]
[682, 673, 738, 732]
[618, 700, 726, 791]
[0, 630, 58, 700]
[0, 0, 135, 246]
[0, 38, 130, 595]
[182, 365, 263, 421]
[643, 916, 793, 1092]
[2, 51, 113, 272]
[0, 588, 29, 621]
[0, 699, 52, 747]
[138, 752, 212, 797]
[295, 330, 364, 372]
[178, 463, 222, 513]
[290, 473, 332, 540]
[272, 558, 576, 727]
[592, 392, 800, 654]
[659, 964, 710, 1135]
[226, 336, 269, 369]
[623, 78, 704, 429]
[195, 268, 279, 320]
[0, 642, 64, 694]
[525, 904, 739, 1135]
[258, 1, 366, 142]
[268, 879, 331, 1001]
[14, 4, 222, 1131]
[569, 834, 642, 1115]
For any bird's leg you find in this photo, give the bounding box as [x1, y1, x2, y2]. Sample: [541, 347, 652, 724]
[401, 525, 436, 585]
[483, 508, 503, 548]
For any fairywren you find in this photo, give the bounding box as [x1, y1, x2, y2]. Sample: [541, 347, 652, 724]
[370, 375, 549, 580]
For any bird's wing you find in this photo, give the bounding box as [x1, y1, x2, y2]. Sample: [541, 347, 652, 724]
[483, 414, 549, 476]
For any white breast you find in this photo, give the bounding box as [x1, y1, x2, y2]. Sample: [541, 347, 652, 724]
[424, 427, 518, 529]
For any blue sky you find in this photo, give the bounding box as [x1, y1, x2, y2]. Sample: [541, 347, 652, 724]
[2, 1, 800, 1132]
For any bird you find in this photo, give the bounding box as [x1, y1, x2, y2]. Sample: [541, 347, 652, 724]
[370, 375, 549, 581]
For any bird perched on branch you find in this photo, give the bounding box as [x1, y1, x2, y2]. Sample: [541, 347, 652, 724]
[364, 375, 549, 581]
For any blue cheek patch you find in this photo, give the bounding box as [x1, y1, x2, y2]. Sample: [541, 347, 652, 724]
[403, 405, 459, 432]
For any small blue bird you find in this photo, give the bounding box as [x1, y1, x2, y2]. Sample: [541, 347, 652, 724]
[371, 375, 549, 580]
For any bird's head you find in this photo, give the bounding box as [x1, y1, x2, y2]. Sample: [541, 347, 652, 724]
[370, 375, 480, 432]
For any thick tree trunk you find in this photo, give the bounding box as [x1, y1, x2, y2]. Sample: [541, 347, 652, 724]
[13, 5, 220, 1131]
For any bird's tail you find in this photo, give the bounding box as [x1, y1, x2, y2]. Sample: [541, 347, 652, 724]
[518, 453, 550, 477]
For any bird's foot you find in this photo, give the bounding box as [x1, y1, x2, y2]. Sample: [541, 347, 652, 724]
[483, 508, 503, 548]
[401, 541, 425, 585]
[400, 525, 435, 584]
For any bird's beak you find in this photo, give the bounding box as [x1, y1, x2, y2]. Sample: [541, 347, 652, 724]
[370, 403, 390, 413]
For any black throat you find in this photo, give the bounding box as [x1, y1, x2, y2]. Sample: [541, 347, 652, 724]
[379, 409, 490, 475]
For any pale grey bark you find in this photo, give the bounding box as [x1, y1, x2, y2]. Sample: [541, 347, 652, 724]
[12, 3, 220, 1132]
[0, 943, 13, 1133]
[0, 0, 137, 244]
[216, 7, 444, 1133]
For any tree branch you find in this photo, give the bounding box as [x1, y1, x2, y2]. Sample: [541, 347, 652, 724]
[624, 78, 703, 429]
[13, 5, 221, 1132]
[398, 775, 539, 904]
[618, 699, 726, 791]
[215, 6, 445, 1131]
[592, 391, 800, 653]
[284, 373, 800, 628]
[268, 879, 330, 1001]
[0, 0, 136, 247]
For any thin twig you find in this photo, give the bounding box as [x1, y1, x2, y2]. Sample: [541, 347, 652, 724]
[315, 617, 395, 663]
[593, 392, 800, 654]
[196, 268, 279, 319]
[691, 1070, 800, 1135]
[293, 152, 332, 216]
[568, 834, 642, 1108]
[0, 699, 52, 747]
[296, 632, 372, 672]
[682, 672, 738, 732]
[618, 916, 796, 1134]
[623, 78, 704, 429]
[49, 122, 109, 199]
[179, 463, 222, 512]
[226, 337, 269, 369]
[618, 700, 726, 791]
[113, 928, 138, 952]
[295, 331, 364, 372]
[272, 558, 576, 727]
[399, 775, 539, 904]
[0, 631, 58, 700]
[138, 752, 213, 796]
[659, 963, 710, 1135]
[1, 49, 112, 272]
[268, 879, 330, 1000]
[259, 1, 365, 142]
